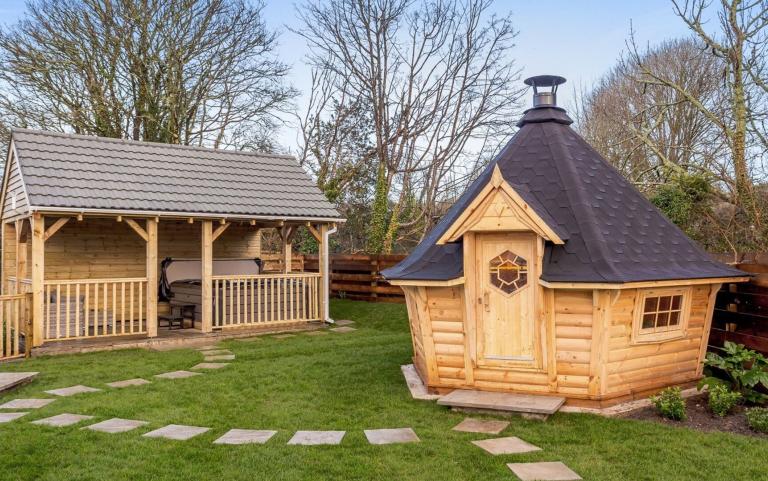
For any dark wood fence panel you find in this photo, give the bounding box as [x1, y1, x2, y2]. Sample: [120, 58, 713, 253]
[304, 254, 406, 303]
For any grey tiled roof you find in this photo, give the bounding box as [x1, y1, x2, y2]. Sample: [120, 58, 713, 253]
[10, 129, 341, 220]
[382, 107, 746, 283]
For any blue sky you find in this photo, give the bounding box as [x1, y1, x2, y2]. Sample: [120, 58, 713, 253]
[0, 0, 692, 144]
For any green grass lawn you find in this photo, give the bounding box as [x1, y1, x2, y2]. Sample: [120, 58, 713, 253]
[0, 299, 765, 481]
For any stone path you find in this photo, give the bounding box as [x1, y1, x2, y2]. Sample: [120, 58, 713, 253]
[85, 418, 148, 434]
[32, 413, 93, 427]
[214, 429, 277, 445]
[334, 320, 355, 326]
[453, 418, 510, 434]
[45, 385, 101, 397]
[507, 462, 582, 481]
[273, 334, 295, 339]
[330, 326, 356, 333]
[200, 349, 232, 356]
[191, 363, 229, 370]
[154, 370, 201, 379]
[288, 430, 345, 445]
[143, 424, 210, 440]
[107, 378, 151, 388]
[0, 412, 28, 423]
[0, 398, 55, 409]
[364, 428, 419, 445]
[0, 372, 38, 393]
[472, 436, 541, 455]
[305, 331, 328, 336]
[204, 355, 235, 361]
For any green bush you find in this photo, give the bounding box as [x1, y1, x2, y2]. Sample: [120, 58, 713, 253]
[651, 387, 687, 421]
[699, 341, 768, 404]
[745, 407, 768, 433]
[708, 384, 742, 417]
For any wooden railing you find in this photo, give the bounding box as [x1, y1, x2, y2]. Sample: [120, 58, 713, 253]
[7, 277, 32, 294]
[212, 273, 321, 328]
[0, 293, 29, 360]
[43, 278, 148, 341]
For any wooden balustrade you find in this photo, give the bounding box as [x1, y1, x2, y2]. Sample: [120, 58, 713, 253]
[42, 278, 148, 341]
[212, 273, 321, 328]
[7, 277, 32, 294]
[0, 293, 29, 360]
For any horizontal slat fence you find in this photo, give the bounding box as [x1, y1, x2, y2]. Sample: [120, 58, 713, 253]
[0, 293, 29, 360]
[212, 273, 321, 328]
[709, 253, 768, 354]
[303, 254, 406, 303]
[43, 278, 148, 341]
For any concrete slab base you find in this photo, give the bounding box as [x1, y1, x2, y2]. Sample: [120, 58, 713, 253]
[287, 430, 345, 445]
[44, 385, 101, 397]
[0, 372, 38, 393]
[364, 428, 420, 445]
[84, 418, 148, 433]
[0, 412, 28, 423]
[472, 436, 541, 455]
[0, 398, 55, 409]
[32, 413, 93, 427]
[106, 378, 151, 388]
[214, 429, 277, 445]
[400, 364, 441, 401]
[506, 462, 582, 481]
[143, 424, 210, 440]
[452, 418, 509, 434]
[439, 390, 564, 417]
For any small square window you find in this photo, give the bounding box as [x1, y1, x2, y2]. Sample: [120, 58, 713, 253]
[657, 311, 669, 327]
[659, 296, 671, 311]
[634, 289, 689, 343]
[669, 311, 680, 326]
[642, 313, 656, 329]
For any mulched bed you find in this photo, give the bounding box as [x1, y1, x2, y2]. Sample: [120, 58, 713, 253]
[622, 394, 767, 438]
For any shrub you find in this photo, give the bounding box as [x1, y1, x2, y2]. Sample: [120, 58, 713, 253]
[651, 387, 687, 421]
[745, 407, 768, 433]
[699, 341, 768, 404]
[708, 384, 742, 417]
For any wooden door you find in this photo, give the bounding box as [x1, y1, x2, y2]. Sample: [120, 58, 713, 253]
[476, 233, 536, 365]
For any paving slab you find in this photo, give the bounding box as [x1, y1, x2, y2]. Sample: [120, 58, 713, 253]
[44, 385, 102, 397]
[195, 345, 220, 351]
[154, 370, 202, 379]
[334, 319, 355, 326]
[106, 378, 151, 388]
[452, 418, 510, 434]
[305, 331, 329, 336]
[32, 413, 94, 427]
[287, 430, 345, 445]
[507, 462, 582, 481]
[0, 398, 55, 409]
[214, 429, 277, 445]
[364, 428, 420, 445]
[438, 390, 565, 416]
[0, 412, 29, 423]
[204, 355, 235, 361]
[330, 326, 357, 333]
[191, 363, 229, 370]
[84, 418, 149, 433]
[273, 334, 295, 339]
[199, 349, 233, 356]
[0, 372, 38, 393]
[472, 436, 541, 455]
[400, 364, 442, 401]
[143, 424, 211, 440]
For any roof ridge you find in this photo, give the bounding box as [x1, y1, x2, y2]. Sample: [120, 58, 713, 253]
[10, 128, 296, 161]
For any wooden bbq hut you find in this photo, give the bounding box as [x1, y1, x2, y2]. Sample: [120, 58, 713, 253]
[0, 129, 342, 350]
[383, 75, 749, 408]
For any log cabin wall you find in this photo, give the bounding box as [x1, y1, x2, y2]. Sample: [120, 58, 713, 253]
[553, 290, 593, 398]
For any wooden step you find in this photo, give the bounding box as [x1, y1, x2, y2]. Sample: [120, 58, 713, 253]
[437, 389, 565, 417]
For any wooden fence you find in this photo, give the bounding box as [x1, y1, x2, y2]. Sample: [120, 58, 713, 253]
[709, 253, 768, 354]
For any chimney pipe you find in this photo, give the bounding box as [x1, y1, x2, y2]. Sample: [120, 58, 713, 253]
[524, 75, 566, 108]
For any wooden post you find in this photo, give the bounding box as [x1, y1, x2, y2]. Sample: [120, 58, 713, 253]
[201, 220, 213, 333]
[283, 227, 292, 273]
[318, 224, 329, 322]
[146, 218, 158, 337]
[31, 213, 44, 346]
[17, 220, 28, 292]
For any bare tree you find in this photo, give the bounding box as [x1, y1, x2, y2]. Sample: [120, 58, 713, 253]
[295, 0, 524, 253]
[0, 0, 296, 148]
[628, 0, 768, 239]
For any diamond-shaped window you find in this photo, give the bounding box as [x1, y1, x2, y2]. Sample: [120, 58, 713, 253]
[489, 250, 528, 295]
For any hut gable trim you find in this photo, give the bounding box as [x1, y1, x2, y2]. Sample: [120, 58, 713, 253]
[437, 166, 565, 246]
[0, 141, 31, 221]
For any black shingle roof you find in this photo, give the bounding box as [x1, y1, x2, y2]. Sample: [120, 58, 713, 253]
[382, 106, 745, 283]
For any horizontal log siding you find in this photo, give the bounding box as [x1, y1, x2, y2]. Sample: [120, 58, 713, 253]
[554, 290, 592, 396]
[427, 286, 466, 385]
[604, 286, 710, 395]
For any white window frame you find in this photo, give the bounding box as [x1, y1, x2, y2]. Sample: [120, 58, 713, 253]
[632, 287, 691, 344]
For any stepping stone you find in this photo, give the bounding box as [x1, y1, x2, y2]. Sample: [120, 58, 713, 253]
[330, 326, 356, 333]
[214, 429, 277, 445]
[438, 390, 565, 418]
[200, 350, 232, 356]
[32, 413, 94, 427]
[154, 370, 201, 379]
[143, 424, 210, 441]
[191, 363, 229, 370]
[507, 462, 582, 481]
[400, 364, 441, 401]
[0, 372, 38, 393]
[196, 345, 220, 351]
[84, 418, 148, 433]
[452, 418, 509, 434]
[204, 355, 235, 361]
[44, 385, 101, 397]
[0, 398, 55, 409]
[107, 378, 151, 388]
[305, 331, 328, 336]
[364, 428, 419, 445]
[287, 430, 345, 445]
[0, 412, 28, 423]
[334, 319, 355, 326]
[472, 436, 541, 455]
[273, 334, 295, 339]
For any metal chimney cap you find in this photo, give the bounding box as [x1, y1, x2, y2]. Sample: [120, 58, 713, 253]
[524, 75, 567, 88]
[524, 75, 566, 108]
